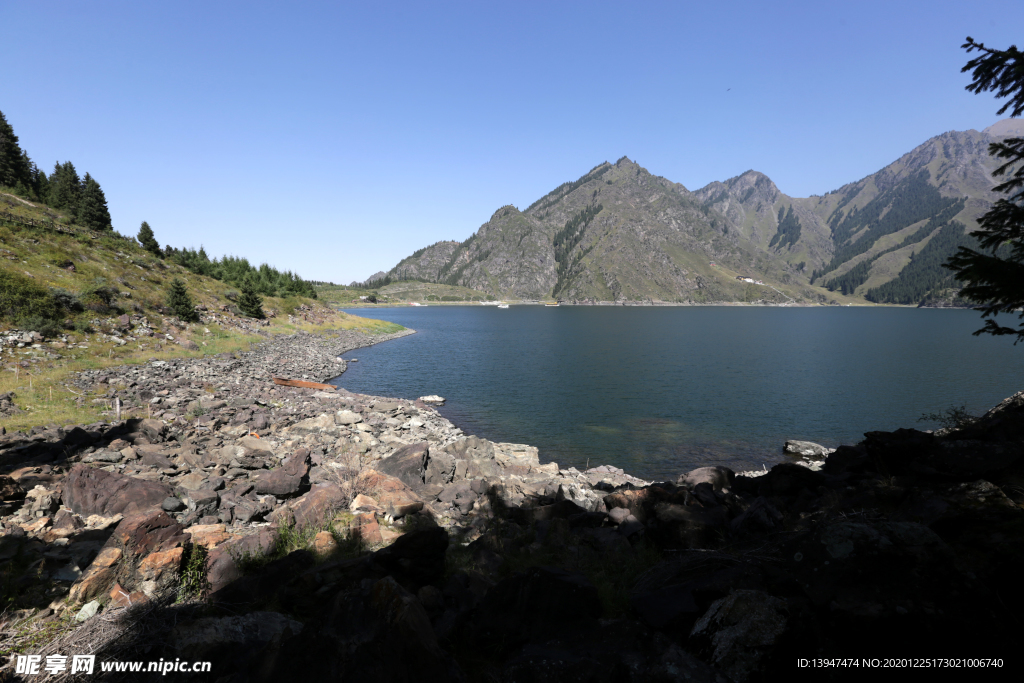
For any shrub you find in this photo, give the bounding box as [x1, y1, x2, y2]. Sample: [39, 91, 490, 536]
[0, 268, 63, 330]
[918, 404, 980, 431]
[79, 279, 121, 314]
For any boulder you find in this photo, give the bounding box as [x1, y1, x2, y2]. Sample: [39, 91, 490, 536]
[255, 449, 311, 497]
[690, 590, 789, 682]
[334, 410, 362, 425]
[423, 450, 456, 486]
[376, 442, 429, 489]
[678, 466, 735, 492]
[783, 440, 833, 459]
[63, 464, 173, 517]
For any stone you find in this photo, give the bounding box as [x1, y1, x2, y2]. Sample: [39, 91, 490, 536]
[288, 414, 338, 435]
[288, 484, 348, 532]
[678, 466, 735, 492]
[690, 590, 789, 682]
[350, 494, 379, 511]
[352, 512, 383, 545]
[176, 472, 208, 490]
[63, 465, 173, 517]
[608, 507, 630, 525]
[424, 450, 457, 486]
[783, 440, 833, 459]
[75, 600, 100, 622]
[108, 582, 147, 609]
[255, 449, 311, 497]
[313, 530, 338, 555]
[138, 546, 184, 582]
[555, 482, 606, 513]
[162, 497, 185, 512]
[334, 410, 362, 425]
[376, 442, 429, 489]
[0, 475, 25, 501]
[187, 524, 232, 549]
[69, 547, 122, 603]
[187, 489, 220, 516]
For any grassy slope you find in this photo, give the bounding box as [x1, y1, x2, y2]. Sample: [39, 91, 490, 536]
[0, 196, 401, 431]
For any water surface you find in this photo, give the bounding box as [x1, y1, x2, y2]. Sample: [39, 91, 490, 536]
[332, 306, 1024, 481]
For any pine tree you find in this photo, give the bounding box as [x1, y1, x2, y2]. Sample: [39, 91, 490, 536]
[0, 109, 31, 189]
[945, 38, 1024, 342]
[166, 277, 199, 323]
[78, 173, 112, 231]
[49, 161, 81, 218]
[237, 274, 265, 319]
[137, 221, 161, 256]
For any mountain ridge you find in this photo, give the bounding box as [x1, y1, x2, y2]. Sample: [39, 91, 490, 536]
[373, 121, 1020, 304]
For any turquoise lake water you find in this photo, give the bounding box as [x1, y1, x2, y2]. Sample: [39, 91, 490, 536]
[332, 306, 1024, 481]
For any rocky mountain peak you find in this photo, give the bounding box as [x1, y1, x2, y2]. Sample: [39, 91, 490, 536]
[982, 118, 1024, 138]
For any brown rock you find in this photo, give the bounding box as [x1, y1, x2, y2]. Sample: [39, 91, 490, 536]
[69, 547, 122, 603]
[186, 524, 232, 549]
[377, 489, 424, 519]
[290, 484, 348, 531]
[313, 530, 338, 556]
[206, 526, 280, 592]
[352, 512, 383, 545]
[350, 493, 380, 511]
[108, 582, 148, 609]
[63, 464, 173, 517]
[138, 546, 184, 582]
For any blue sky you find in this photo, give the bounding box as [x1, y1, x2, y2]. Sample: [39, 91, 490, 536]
[3, 1, 1021, 283]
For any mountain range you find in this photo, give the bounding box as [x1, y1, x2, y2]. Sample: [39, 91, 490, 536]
[370, 119, 1024, 304]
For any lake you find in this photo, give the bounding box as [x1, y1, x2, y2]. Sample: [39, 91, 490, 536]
[332, 306, 1024, 481]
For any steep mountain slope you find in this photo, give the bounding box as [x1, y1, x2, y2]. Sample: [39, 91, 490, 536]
[381, 159, 809, 302]
[378, 120, 1018, 304]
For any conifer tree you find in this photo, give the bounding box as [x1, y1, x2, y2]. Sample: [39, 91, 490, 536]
[166, 277, 199, 323]
[0, 109, 31, 189]
[237, 274, 265, 319]
[78, 173, 112, 231]
[49, 161, 81, 218]
[137, 221, 161, 256]
[945, 38, 1024, 342]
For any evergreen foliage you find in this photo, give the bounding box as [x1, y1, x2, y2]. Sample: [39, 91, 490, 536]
[77, 173, 112, 231]
[166, 277, 199, 322]
[48, 161, 82, 218]
[166, 246, 317, 298]
[813, 169, 962, 282]
[0, 110, 32, 189]
[526, 163, 611, 213]
[137, 221, 161, 256]
[769, 205, 802, 249]
[553, 203, 603, 296]
[868, 222, 975, 303]
[821, 200, 967, 296]
[237, 275, 265, 318]
[945, 37, 1024, 342]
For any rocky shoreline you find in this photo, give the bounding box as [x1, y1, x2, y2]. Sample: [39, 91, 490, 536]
[1, 328, 1022, 681]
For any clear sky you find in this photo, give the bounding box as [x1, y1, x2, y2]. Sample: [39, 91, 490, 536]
[3, 1, 1021, 283]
